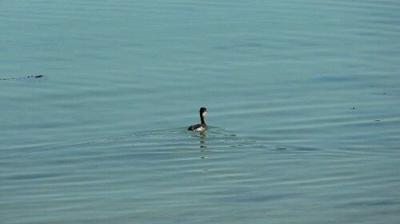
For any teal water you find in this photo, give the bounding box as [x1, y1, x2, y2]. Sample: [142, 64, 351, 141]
[1, 0, 400, 223]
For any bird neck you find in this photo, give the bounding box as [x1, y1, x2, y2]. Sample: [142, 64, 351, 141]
[200, 113, 206, 125]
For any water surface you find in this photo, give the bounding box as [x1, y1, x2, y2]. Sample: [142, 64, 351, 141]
[1, 0, 399, 223]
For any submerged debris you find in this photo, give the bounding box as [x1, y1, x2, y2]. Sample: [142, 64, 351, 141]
[0, 75, 43, 80]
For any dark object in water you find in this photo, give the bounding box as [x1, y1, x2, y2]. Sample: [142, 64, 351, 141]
[188, 107, 208, 132]
[32, 75, 43, 78]
[0, 74, 44, 80]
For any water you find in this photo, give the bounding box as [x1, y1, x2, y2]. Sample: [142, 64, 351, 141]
[1, 0, 399, 223]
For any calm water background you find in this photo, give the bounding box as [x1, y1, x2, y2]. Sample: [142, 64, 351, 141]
[1, 0, 400, 223]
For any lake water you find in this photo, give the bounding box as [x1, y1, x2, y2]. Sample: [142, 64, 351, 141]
[1, 0, 399, 223]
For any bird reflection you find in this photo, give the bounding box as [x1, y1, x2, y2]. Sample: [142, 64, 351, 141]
[199, 132, 208, 159]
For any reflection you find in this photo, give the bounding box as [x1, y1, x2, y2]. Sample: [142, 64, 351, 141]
[199, 132, 208, 159]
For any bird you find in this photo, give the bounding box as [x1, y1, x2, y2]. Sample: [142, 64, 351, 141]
[187, 107, 208, 132]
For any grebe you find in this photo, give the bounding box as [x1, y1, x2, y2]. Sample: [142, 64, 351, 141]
[188, 107, 208, 132]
